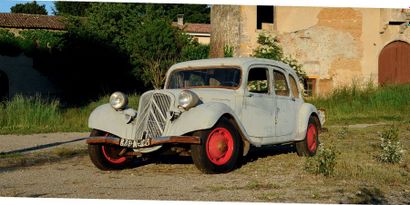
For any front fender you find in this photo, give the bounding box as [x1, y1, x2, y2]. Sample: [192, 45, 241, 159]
[88, 104, 136, 139]
[295, 103, 321, 141]
[165, 102, 240, 136]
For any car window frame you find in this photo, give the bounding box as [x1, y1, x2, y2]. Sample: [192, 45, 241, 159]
[246, 66, 272, 95]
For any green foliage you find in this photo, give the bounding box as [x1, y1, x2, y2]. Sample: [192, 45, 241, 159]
[0, 29, 66, 56]
[53, 1, 92, 16]
[19, 30, 66, 50]
[70, 3, 204, 89]
[181, 41, 210, 61]
[308, 83, 410, 125]
[305, 143, 338, 176]
[252, 33, 306, 81]
[377, 126, 404, 164]
[224, 45, 234, 57]
[10, 1, 47, 15]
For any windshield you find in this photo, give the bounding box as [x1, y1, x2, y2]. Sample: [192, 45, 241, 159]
[167, 67, 241, 89]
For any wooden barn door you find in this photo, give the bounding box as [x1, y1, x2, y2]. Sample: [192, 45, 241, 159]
[379, 41, 410, 85]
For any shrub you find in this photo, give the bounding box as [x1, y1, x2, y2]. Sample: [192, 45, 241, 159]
[377, 126, 404, 164]
[305, 143, 338, 176]
[224, 45, 234, 57]
[252, 32, 306, 81]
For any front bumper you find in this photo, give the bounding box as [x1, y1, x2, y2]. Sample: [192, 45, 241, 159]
[86, 135, 201, 149]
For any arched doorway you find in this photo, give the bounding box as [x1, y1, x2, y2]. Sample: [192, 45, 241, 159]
[378, 41, 410, 85]
[0, 70, 9, 101]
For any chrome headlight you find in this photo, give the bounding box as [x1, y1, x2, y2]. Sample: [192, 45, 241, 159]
[178, 90, 199, 110]
[109, 91, 128, 110]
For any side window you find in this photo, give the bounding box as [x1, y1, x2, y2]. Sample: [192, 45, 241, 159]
[289, 75, 300, 98]
[273, 70, 289, 96]
[247, 67, 269, 93]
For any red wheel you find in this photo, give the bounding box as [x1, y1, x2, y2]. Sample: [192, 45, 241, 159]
[206, 128, 234, 165]
[306, 124, 318, 153]
[101, 145, 127, 164]
[296, 115, 319, 156]
[191, 117, 242, 174]
[88, 129, 131, 170]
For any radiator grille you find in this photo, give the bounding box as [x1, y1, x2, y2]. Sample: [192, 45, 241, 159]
[135, 92, 172, 140]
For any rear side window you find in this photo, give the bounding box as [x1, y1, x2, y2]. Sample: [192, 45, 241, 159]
[247, 67, 269, 94]
[273, 70, 289, 96]
[289, 75, 300, 98]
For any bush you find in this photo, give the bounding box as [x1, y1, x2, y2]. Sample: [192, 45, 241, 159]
[377, 126, 404, 164]
[181, 41, 210, 61]
[305, 143, 338, 176]
[252, 32, 306, 81]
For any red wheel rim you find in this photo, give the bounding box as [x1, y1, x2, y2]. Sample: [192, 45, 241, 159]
[101, 145, 126, 164]
[101, 132, 126, 164]
[306, 124, 317, 152]
[206, 127, 234, 165]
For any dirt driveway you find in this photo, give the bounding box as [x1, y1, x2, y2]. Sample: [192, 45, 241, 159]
[0, 127, 409, 203]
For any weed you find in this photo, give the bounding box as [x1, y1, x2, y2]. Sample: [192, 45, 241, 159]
[377, 126, 404, 164]
[336, 124, 349, 138]
[305, 143, 338, 176]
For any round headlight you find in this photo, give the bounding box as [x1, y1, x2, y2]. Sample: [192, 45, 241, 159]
[178, 90, 199, 110]
[109, 91, 128, 110]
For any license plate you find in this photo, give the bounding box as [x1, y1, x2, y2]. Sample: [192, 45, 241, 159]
[119, 138, 150, 148]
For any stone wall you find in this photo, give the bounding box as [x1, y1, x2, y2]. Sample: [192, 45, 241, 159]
[211, 5, 410, 95]
[0, 54, 59, 98]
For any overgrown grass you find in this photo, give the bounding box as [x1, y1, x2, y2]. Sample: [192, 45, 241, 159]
[308, 83, 410, 125]
[0, 94, 140, 134]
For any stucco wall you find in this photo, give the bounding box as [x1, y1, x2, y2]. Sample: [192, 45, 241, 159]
[0, 54, 59, 98]
[211, 5, 410, 95]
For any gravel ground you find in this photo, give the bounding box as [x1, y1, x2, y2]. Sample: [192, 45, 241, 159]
[0, 131, 409, 203]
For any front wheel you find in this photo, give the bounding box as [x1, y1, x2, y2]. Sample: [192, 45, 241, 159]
[88, 129, 132, 170]
[191, 118, 242, 174]
[295, 115, 320, 156]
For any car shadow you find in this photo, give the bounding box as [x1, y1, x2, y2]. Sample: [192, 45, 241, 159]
[240, 144, 296, 167]
[127, 144, 296, 170]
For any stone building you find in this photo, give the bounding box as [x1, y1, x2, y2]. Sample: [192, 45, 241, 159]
[210, 6, 410, 95]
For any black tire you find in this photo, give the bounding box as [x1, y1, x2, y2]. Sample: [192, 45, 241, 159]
[88, 129, 131, 170]
[295, 115, 320, 156]
[191, 117, 242, 174]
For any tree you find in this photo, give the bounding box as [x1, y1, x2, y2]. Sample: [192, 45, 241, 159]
[10, 1, 47, 15]
[67, 3, 204, 89]
[53, 1, 91, 16]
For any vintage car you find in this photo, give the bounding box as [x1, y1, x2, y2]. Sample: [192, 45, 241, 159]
[86, 57, 324, 174]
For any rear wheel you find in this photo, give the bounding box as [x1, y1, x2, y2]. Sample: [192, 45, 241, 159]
[88, 129, 131, 170]
[296, 115, 319, 156]
[191, 118, 242, 174]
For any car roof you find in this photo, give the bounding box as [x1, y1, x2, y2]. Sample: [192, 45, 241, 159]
[168, 57, 297, 76]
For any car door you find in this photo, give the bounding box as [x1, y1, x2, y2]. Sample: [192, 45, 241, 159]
[241, 66, 276, 137]
[273, 68, 296, 137]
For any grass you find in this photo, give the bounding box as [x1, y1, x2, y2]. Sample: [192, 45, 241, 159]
[232, 123, 410, 203]
[1, 83, 410, 134]
[307, 83, 410, 125]
[0, 93, 140, 134]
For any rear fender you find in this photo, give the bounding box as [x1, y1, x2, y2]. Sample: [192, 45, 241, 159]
[295, 103, 322, 141]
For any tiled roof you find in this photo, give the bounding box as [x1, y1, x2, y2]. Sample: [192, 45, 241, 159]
[0, 13, 65, 30]
[0, 13, 211, 34]
[173, 22, 211, 34]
